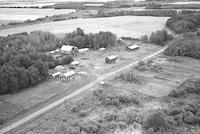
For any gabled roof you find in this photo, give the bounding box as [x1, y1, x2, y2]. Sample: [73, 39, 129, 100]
[62, 71, 75, 77]
[52, 72, 61, 77]
[71, 61, 80, 66]
[61, 45, 76, 52]
[127, 44, 139, 50]
[107, 55, 118, 60]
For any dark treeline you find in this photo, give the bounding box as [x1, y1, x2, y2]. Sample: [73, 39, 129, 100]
[98, 10, 178, 17]
[166, 12, 200, 34]
[63, 28, 117, 49]
[0, 28, 118, 94]
[0, 31, 62, 94]
[164, 31, 200, 59]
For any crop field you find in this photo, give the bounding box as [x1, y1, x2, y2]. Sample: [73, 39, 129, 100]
[0, 16, 169, 38]
[0, 8, 75, 25]
[13, 54, 200, 134]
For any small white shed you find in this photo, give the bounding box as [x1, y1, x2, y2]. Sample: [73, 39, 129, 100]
[105, 55, 118, 63]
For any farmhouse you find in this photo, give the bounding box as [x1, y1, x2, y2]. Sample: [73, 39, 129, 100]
[61, 45, 78, 55]
[126, 44, 140, 51]
[59, 71, 76, 82]
[105, 55, 118, 63]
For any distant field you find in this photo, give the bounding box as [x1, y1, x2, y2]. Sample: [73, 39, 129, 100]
[0, 16, 169, 38]
[0, 8, 75, 25]
[168, 1, 200, 5]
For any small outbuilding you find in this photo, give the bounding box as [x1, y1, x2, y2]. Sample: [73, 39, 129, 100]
[61, 45, 78, 55]
[126, 44, 140, 51]
[59, 71, 76, 82]
[51, 72, 61, 79]
[78, 48, 89, 53]
[99, 48, 106, 51]
[105, 55, 118, 63]
[70, 61, 80, 66]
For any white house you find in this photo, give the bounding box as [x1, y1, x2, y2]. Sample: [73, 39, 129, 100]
[61, 45, 78, 54]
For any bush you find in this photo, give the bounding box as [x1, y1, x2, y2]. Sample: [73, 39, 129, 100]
[140, 35, 148, 42]
[61, 55, 73, 65]
[79, 110, 89, 117]
[71, 105, 81, 113]
[0, 117, 3, 125]
[143, 112, 168, 131]
[169, 78, 200, 97]
[149, 29, 172, 45]
[116, 71, 144, 84]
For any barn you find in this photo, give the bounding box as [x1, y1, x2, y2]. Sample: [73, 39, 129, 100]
[105, 55, 118, 63]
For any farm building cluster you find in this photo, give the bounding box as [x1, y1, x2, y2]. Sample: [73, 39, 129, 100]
[48, 43, 140, 82]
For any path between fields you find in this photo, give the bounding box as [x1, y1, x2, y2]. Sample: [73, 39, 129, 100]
[0, 47, 167, 134]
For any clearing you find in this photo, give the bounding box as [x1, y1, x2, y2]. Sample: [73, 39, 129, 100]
[0, 40, 162, 131]
[13, 54, 200, 134]
[0, 16, 169, 38]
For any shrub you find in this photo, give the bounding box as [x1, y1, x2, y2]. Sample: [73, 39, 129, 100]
[71, 105, 81, 113]
[104, 112, 118, 122]
[79, 110, 89, 117]
[183, 111, 200, 125]
[143, 112, 168, 131]
[169, 78, 200, 97]
[61, 55, 73, 65]
[0, 117, 3, 125]
[149, 29, 172, 45]
[140, 35, 149, 42]
[116, 71, 144, 84]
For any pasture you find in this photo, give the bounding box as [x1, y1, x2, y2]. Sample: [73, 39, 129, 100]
[0, 16, 169, 38]
[0, 8, 75, 25]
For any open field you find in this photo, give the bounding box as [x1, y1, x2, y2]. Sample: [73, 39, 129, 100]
[0, 16, 169, 38]
[12, 54, 200, 134]
[0, 40, 163, 131]
[168, 1, 200, 5]
[0, 8, 75, 25]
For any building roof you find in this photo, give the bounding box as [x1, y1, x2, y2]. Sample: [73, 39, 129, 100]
[78, 48, 89, 53]
[71, 61, 80, 66]
[127, 44, 139, 50]
[52, 72, 61, 77]
[107, 55, 118, 60]
[55, 65, 65, 71]
[62, 71, 75, 77]
[61, 45, 76, 52]
[99, 48, 106, 51]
